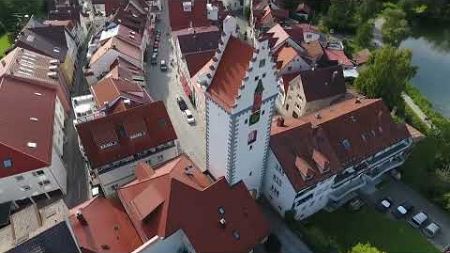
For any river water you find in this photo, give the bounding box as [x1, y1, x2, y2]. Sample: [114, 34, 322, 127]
[400, 22, 450, 117]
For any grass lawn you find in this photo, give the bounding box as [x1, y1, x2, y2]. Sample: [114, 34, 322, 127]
[0, 33, 12, 57]
[306, 207, 439, 253]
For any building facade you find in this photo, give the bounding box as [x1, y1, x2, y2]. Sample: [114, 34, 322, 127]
[205, 16, 280, 196]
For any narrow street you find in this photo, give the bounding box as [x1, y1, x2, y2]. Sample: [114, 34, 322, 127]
[144, 4, 206, 170]
[62, 38, 90, 208]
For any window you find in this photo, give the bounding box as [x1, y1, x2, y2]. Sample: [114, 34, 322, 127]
[341, 139, 351, 150]
[285, 104, 290, 110]
[159, 119, 167, 127]
[130, 131, 145, 140]
[32, 170, 45, 176]
[244, 119, 248, 124]
[20, 185, 31, 191]
[38, 180, 51, 186]
[15, 175, 25, 181]
[296, 194, 313, 206]
[262, 73, 266, 78]
[218, 207, 225, 215]
[100, 141, 118, 150]
[262, 110, 265, 115]
[288, 66, 292, 71]
[157, 154, 164, 161]
[254, 76, 259, 81]
[249, 171, 252, 176]
[118, 125, 126, 137]
[3, 158, 12, 168]
[273, 175, 282, 187]
[233, 230, 240, 240]
[259, 59, 266, 68]
[292, 111, 298, 118]
[248, 130, 257, 144]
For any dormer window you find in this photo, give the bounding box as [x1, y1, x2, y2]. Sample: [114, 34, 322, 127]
[341, 139, 351, 150]
[130, 131, 145, 140]
[100, 141, 118, 150]
[3, 158, 12, 169]
[182, 1, 192, 12]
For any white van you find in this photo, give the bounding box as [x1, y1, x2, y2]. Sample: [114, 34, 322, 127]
[423, 222, 440, 238]
[408, 212, 428, 228]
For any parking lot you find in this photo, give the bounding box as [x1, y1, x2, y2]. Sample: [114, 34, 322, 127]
[144, 6, 206, 170]
[365, 176, 450, 251]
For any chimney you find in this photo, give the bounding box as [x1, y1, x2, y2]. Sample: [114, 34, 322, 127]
[276, 117, 285, 127]
[76, 210, 88, 225]
[355, 97, 361, 104]
[219, 218, 226, 228]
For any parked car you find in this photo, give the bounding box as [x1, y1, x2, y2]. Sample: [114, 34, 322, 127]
[184, 109, 195, 124]
[160, 60, 168, 71]
[151, 53, 158, 65]
[153, 47, 158, 53]
[423, 222, 440, 238]
[408, 211, 428, 229]
[376, 197, 393, 212]
[392, 202, 414, 218]
[176, 96, 188, 111]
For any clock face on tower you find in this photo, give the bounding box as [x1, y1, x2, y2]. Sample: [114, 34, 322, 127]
[249, 80, 264, 126]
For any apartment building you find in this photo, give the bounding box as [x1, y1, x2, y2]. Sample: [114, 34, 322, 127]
[265, 98, 413, 220]
[73, 78, 179, 196]
[277, 65, 347, 119]
[69, 154, 269, 253]
[0, 77, 67, 206]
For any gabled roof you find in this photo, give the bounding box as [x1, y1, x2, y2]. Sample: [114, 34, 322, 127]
[185, 51, 216, 77]
[76, 101, 177, 168]
[90, 36, 141, 65]
[206, 36, 254, 110]
[118, 155, 269, 253]
[295, 65, 346, 102]
[15, 19, 70, 61]
[114, 8, 148, 35]
[105, 57, 144, 81]
[300, 40, 324, 62]
[324, 48, 353, 67]
[275, 45, 299, 71]
[174, 26, 220, 55]
[168, 0, 210, 31]
[264, 24, 290, 50]
[69, 197, 142, 253]
[90, 77, 151, 113]
[271, 98, 411, 191]
[0, 76, 56, 178]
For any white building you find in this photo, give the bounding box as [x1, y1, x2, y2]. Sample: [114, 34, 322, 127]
[265, 98, 413, 220]
[204, 16, 280, 196]
[73, 78, 180, 196]
[0, 76, 67, 207]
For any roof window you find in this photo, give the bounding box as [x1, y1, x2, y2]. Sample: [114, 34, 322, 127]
[34, 92, 42, 96]
[3, 158, 12, 169]
[53, 47, 61, 53]
[183, 1, 192, 12]
[30, 117, 39, 121]
[341, 139, 351, 150]
[232, 230, 240, 240]
[218, 207, 225, 215]
[27, 142, 37, 148]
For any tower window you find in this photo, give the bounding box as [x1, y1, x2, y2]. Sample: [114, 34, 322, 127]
[248, 130, 257, 144]
[259, 59, 266, 68]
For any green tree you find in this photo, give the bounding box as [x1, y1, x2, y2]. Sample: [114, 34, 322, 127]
[323, 0, 357, 33]
[355, 46, 416, 110]
[348, 243, 385, 253]
[354, 21, 373, 49]
[381, 6, 410, 46]
[356, 0, 383, 23]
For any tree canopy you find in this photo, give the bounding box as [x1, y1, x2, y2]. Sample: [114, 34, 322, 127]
[355, 46, 416, 110]
[381, 6, 410, 46]
[354, 21, 373, 49]
[348, 243, 385, 253]
[323, 0, 357, 33]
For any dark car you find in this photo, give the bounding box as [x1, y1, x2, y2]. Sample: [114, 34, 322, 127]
[176, 96, 188, 111]
[376, 197, 393, 212]
[392, 202, 414, 218]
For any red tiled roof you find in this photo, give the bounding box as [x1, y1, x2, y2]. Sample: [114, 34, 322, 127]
[265, 24, 290, 50]
[324, 48, 353, 67]
[90, 77, 151, 113]
[270, 98, 411, 191]
[105, 57, 144, 81]
[118, 155, 269, 253]
[300, 40, 324, 62]
[297, 65, 346, 102]
[0, 76, 56, 178]
[168, 0, 210, 31]
[69, 197, 143, 253]
[207, 36, 253, 110]
[76, 101, 177, 168]
[275, 45, 299, 71]
[185, 51, 215, 77]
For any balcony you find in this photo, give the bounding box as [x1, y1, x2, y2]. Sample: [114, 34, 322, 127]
[366, 156, 405, 181]
[329, 176, 366, 202]
[366, 141, 409, 166]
